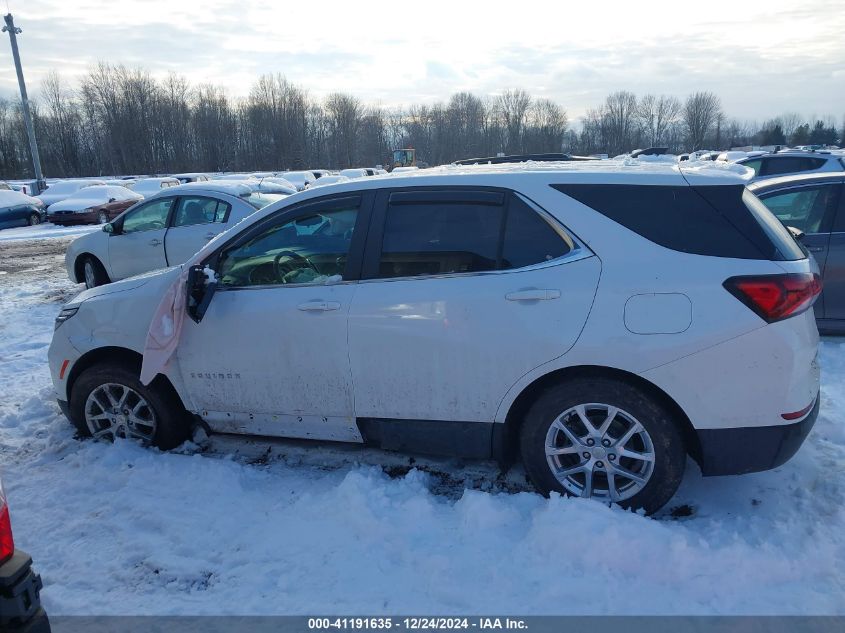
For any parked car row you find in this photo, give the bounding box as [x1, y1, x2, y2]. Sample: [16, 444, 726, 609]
[49, 158, 824, 516]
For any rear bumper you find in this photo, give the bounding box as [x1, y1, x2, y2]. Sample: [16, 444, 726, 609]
[0, 550, 50, 632]
[696, 393, 819, 476]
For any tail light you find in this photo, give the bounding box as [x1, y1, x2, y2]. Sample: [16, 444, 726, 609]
[724, 273, 822, 323]
[0, 476, 13, 565]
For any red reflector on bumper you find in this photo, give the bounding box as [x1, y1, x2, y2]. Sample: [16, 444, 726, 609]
[59, 359, 69, 380]
[782, 400, 815, 421]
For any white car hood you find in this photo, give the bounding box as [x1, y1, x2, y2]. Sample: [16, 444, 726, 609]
[67, 266, 182, 308]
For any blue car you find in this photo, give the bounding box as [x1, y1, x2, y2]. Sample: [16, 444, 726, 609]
[0, 191, 45, 230]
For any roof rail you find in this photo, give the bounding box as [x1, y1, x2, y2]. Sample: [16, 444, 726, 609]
[453, 152, 598, 166]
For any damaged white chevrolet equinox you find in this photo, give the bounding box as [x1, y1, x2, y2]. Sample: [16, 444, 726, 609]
[48, 161, 822, 513]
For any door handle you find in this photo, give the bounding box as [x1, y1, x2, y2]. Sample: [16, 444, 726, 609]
[506, 289, 561, 301]
[149, 238, 162, 246]
[807, 246, 824, 253]
[204, 232, 217, 240]
[297, 301, 341, 312]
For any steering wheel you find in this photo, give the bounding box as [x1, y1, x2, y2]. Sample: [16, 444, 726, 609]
[273, 250, 318, 282]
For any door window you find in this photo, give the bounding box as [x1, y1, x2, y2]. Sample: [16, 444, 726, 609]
[763, 157, 826, 176]
[376, 191, 573, 279]
[760, 185, 840, 234]
[120, 198, 173, 234]
[172, 196, 230, 227]
[379, 200, 502, 278]
[217, 203, 359, 287]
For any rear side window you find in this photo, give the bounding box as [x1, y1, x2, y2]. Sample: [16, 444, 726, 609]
[763, 157, 826, 176]
[740, 159, 763, 176]
[502, 195, 571, 269]
[376, 190, 573, 279]
[379, 199, 502, 278]
[552, 184, 804, 261]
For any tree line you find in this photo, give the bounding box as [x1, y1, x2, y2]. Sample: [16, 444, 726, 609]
[0, 64, 842, 179]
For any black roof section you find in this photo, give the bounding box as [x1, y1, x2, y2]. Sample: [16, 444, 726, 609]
[453, 153, 599, 166]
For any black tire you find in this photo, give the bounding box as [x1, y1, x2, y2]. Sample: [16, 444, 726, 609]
[80, 255, 109, 289]
[28, 212, 40, 225]
[520, 377, 685, 514]
[69, 361, 191, 450]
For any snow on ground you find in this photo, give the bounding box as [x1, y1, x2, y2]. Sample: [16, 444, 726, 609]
[0, 237, 843, 615]
[0, 222, 100, 243]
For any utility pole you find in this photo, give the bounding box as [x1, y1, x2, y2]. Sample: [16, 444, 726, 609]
[3, 13, 45, 194]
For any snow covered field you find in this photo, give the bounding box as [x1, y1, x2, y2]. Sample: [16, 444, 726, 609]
[0, 228, 843, 615]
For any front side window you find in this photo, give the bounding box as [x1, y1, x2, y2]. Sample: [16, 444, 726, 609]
[759, 185, 839, 234]
[217, 204, 359, 287]
[120, 198, 173, 234]
[172, 196, 230, 228]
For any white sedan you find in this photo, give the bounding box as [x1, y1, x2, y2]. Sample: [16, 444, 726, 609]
[309, 175, 350, 188]
[38, 179, 106, 207]
[279, 171, 316, 191]
[65, 182, 283, 288]
[129, 177, 181, 198]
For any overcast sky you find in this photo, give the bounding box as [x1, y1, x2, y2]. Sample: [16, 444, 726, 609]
[2, 0, 844, 123]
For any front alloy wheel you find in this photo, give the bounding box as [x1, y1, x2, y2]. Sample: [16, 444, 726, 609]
[84, 383, 157, 443]
[545, 403, 655, 502]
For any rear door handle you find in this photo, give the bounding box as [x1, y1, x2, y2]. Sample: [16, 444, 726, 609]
[807, 246, 824, 253]
[204, 232, 217, 240]
[149, 238, 162, 246]
[297, 301, 341, 312]
[505, 289, 561, 301]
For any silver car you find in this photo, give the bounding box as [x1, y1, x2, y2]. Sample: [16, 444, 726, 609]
[750, 171, 845, 334]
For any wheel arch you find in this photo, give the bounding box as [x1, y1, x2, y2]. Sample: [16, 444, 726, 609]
[66, 346, 186, 413]
[494, 364, 702, 469]
[72, 252, 107, 284]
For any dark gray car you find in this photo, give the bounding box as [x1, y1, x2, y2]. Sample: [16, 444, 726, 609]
[750, 172, 845, 334]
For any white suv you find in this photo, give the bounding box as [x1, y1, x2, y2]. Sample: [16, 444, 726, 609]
[48, 162, 821, 513]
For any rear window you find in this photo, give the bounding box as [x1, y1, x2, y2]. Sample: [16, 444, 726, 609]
[552, 183, 804, 261]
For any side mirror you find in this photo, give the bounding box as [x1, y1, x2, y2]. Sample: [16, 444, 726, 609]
[186, 264, 217, 324]
[786, 225, 806, 242]
[102, 223, 114, 234]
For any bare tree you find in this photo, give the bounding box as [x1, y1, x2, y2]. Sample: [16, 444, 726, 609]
[496, 89, 532, 154]
[683, 92, 722, 150]
[637, 94, 681, 147]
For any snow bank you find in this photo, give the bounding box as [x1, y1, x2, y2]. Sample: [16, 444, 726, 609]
[0, 257, 843, 615]
[0, 223, 100, 242]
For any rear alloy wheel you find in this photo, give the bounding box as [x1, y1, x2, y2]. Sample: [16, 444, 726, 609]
[97, 210, 109, 224]
[69, 361, 191, 450]
[520, 377, 686, 514]
[544, 403, 654, 502]
[81, 256, 108, 289]
[28, 212, 40, 225]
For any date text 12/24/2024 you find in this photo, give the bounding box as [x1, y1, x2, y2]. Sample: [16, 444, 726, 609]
[308, 619, 528, 630]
